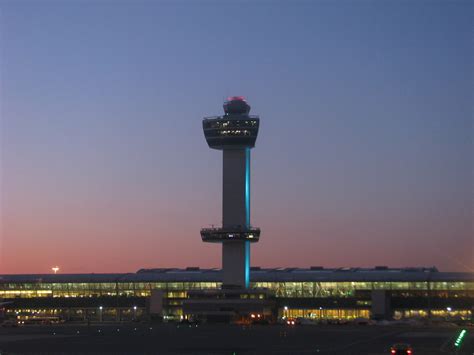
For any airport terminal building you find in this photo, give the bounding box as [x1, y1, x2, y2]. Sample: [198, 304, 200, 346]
[1, 267, 473, 323]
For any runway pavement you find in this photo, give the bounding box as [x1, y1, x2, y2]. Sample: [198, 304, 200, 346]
[0, 322, 471, 354]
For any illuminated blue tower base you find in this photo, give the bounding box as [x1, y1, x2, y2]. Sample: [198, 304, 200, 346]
[201, 97, 260, 289]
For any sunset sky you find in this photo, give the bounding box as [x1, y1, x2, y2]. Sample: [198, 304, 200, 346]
[1, 0, 472, 274]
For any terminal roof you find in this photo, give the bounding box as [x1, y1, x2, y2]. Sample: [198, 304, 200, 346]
[0, 267, 472, 283]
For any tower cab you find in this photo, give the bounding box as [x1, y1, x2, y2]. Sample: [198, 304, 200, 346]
[203, 96, 260, 150]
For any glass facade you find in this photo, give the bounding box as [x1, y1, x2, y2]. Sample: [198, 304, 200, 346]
[283, 308, 370, 320]
[252, 281, 474, 298]
[203, 117, 259, 148]
[1, 279, 472, 321]
[0, 282, 221, 299]
[1, 281, 473, 299]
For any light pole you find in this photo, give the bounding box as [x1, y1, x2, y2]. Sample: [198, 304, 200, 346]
[446, 306, 452, 321]
[99, 306, 103, 322]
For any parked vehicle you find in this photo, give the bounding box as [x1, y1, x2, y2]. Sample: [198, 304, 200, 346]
[390, 343, 413, 354]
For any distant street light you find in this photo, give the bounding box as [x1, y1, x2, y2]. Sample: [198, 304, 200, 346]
[52, 267, 60, 274]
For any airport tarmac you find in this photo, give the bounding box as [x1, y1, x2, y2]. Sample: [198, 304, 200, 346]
[0, 323, 472, 354]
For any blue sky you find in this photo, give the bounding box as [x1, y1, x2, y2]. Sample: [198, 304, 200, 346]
[0, 0, 472, 273]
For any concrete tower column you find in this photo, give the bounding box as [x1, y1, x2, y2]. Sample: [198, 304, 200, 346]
[222, 149, 251, 288]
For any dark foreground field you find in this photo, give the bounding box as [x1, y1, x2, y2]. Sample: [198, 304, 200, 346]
[0, 323, 472, 354]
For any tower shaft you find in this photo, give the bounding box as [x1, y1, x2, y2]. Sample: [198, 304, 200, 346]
[222, 149, 250, 227]
[222, 149, 251, 288]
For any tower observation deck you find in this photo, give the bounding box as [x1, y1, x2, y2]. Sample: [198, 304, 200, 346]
[201, 97, 261, 288]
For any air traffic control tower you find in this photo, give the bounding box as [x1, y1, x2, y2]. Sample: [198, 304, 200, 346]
[201, 96, 261, 289]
